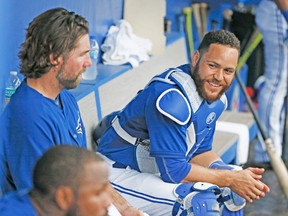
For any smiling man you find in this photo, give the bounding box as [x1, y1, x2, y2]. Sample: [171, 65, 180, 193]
[96, 30, 270, 216]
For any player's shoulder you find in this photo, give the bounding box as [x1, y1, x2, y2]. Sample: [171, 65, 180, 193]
[156, 88, 191, 125]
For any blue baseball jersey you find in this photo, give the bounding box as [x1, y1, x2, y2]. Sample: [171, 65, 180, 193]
[98, 64, 227, 183]
[0, 190, 36, 216]
[0, 81, 86, 193]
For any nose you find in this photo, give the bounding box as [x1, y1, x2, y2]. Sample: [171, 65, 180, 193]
[86, 53, 93, 67]
[213, 69, 224, 81]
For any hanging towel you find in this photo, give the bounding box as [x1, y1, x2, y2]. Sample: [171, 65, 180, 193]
[101, 20, 152, 68]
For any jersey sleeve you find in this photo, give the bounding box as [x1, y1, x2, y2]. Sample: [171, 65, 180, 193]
[156, 157, 191, 183]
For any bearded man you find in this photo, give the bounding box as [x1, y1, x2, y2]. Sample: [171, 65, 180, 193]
[96, 30, 270, 216]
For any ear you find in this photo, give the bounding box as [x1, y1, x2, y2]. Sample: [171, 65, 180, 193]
[49, 54, 63, 66]
[191, 51, 200, 67]
[54, 186, 75, 210]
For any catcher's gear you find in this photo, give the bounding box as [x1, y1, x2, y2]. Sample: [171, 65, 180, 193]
[172, 182, 221, 216]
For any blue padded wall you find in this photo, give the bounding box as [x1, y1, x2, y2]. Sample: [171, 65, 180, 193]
[165, 0, 193, 32]
[0, 0, 123, 112]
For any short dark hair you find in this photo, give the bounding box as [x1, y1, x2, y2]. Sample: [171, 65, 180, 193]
[198, 30, 240, 54]
[19, 7, 89, 78]
[32, 145, 104, 195]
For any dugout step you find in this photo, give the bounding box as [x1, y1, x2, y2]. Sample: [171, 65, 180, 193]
[213, 111, 257, 164]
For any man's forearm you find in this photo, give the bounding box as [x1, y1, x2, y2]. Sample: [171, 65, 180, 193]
[185, 150, 233, 186]
[181, 162, 234, 187]
[189, 150, 222, 167]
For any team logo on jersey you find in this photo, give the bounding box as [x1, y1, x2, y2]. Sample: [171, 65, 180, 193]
[76, 112, 83, 134]
[206, 112, 216, 124]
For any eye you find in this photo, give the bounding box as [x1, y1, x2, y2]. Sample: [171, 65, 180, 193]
[224, 68, 235, 74]
[209, 63, 216, 69]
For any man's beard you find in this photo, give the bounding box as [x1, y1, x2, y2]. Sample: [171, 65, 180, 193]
[192, 62, 231, 102]
[56, 65, 81, 90]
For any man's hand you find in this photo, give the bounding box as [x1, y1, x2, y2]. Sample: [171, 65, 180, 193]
[229, 167, 270, 203]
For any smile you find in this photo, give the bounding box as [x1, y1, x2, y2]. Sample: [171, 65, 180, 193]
[208, 81, 221, 88]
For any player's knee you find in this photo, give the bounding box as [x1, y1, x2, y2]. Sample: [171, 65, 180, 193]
[172, 182, 221, 216]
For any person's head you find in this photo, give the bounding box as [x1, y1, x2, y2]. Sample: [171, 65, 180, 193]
[31, 145, 111, 216]
[191, 30, 240, 101]
[19, 7, 92, 89]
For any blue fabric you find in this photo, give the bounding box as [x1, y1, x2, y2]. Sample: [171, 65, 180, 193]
[0, 190, 36, 216]
[98, 65, 227, 183]
[238, 0, 261, 6]
[156, 157, 192, 183]
[209, 160, 233, 170]
[282, 10, 288, 41]
[282, 10, 288, 23]
[0, 81, 87, 194]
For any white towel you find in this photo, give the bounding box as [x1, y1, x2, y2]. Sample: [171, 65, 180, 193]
[101, 20, 152, 68]
[216, 121, 250, 165]
[108, 204, 122, 216]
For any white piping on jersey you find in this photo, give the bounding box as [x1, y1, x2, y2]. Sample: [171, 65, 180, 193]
[156, 88, 191, 125]
[161, 157, 178, 184]
[112, 182, 176, 206]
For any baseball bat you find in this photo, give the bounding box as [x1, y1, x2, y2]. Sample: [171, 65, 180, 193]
[192, 3, 202, 40]
[237, 28, 263, 72]
[236, 28, 288, 199]
[199, 3, 208, 39]
[182, 7, 194, 58]
[222, 9, 233, 30]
